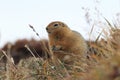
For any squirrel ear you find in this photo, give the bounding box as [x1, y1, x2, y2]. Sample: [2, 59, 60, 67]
[61, 23, 65, 27]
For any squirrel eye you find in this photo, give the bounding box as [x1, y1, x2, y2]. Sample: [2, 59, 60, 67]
[53, 23, 59, 27]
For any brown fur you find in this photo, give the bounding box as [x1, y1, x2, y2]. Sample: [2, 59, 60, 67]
[46, 21, 88, 62]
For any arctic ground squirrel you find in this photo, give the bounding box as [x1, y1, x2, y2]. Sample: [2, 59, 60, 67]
[46, 21, 87, 62]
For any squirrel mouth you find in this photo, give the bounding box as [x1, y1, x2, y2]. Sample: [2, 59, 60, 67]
[47, 31, 51, 34]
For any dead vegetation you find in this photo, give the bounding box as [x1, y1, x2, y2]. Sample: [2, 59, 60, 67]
[0, 18, 120, 80]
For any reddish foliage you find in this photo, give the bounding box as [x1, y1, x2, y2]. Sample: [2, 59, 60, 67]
[1, 39, 50, 64]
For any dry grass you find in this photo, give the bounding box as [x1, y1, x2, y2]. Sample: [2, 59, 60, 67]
[0, 18, 120, 80]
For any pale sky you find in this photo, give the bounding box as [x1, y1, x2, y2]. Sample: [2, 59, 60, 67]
[0, 0, 120, 47]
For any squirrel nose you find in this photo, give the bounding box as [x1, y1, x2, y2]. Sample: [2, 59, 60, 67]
[46, 27, 48, 30]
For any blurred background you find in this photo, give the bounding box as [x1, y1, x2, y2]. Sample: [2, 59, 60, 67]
[0, 0, 120, 47]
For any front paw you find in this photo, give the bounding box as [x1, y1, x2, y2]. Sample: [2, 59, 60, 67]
[51, 45, 62, 51]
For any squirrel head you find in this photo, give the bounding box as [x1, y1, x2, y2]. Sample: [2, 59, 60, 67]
[46, 21, 70, 34]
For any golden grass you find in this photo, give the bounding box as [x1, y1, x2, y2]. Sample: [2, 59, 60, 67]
[0, 19, 120, 80]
